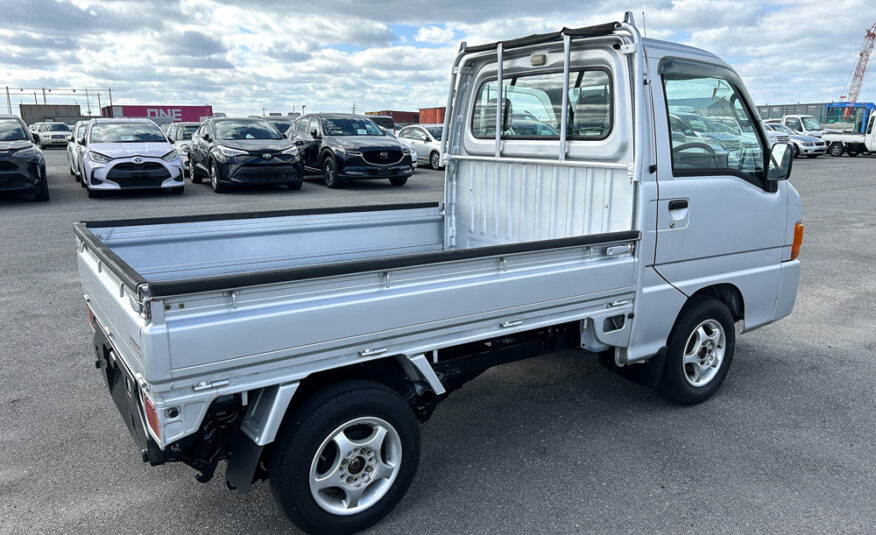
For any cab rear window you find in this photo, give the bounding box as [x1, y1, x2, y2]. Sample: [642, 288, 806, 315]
[471, 69, 612, 140]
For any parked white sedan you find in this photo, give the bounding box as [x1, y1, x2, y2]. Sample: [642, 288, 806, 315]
[398, 124, 443, 170]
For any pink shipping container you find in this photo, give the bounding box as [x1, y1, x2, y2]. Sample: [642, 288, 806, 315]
[101, 105, 213, 123]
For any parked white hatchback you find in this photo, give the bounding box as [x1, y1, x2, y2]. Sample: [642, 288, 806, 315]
[398, 124, 443, 169]
[78, 118, 184, 198]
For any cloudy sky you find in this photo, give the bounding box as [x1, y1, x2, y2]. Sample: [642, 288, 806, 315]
[2, 0, 875, 117]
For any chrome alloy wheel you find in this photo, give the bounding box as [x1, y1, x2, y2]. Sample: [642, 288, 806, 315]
[682, 319, 726, 387]
[309, 416, 402, 516]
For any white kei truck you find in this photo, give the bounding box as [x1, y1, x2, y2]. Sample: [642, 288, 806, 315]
[823, 114, 876, 157]
[75, 13, 803, 535]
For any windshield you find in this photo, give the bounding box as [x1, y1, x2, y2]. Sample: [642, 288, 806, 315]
[426, 127, 443, 140]
[43, 123, 71, 132]
[216, 120, 282, 140]
[269, 121, 292, 133]
[801, 117, 822, 130]
[322, 117, 384, 136]
[180, 125, 199, 139]
[770, 124, 794, 135]
[0, 120, 29, 141]
[682, 115, 719, 134]
[89, 122, 166, 143]
[369, 117, 395, 130]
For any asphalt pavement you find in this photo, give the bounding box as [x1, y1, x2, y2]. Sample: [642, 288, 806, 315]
[0, 151, 873, 534]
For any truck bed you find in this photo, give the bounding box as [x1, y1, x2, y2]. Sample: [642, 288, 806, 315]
[76, 202, 639, 446]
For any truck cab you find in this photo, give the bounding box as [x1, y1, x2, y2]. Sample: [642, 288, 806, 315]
[780, 114, 825, 138]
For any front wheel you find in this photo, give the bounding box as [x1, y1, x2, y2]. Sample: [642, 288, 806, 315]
[429, 151, 441, 170]
[791, 144, 800, 158]
[658, 296, 736, 405]
[828, 142, 844, 157]
[210, 161, 228, 193]
[190, 155, 203, 183]
[323, 157, 342, 188]
[270, 380, 420, 535]
[806, 154, 819, 159]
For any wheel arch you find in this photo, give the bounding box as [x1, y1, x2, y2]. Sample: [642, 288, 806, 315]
[688, 283, 744, 322]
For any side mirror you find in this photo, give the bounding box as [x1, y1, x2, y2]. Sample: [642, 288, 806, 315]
[66, 135, 73, 142]
[32, 133, 40, 142]
[310, 128, 320, 139]
[203, 133, 211, 142]
[167, 136, 175, 143]
[767, 142, 792, 181]
[77, 137, 86, 145]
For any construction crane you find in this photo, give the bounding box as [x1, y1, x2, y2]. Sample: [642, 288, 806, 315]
[840, 23, 876, 106]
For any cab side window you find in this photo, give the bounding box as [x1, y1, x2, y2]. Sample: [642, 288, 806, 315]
[663, 73, 765, 187]
[785, 117, 802, 132]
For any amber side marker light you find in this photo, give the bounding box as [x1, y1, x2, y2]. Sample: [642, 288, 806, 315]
[791, 222, 804, 260]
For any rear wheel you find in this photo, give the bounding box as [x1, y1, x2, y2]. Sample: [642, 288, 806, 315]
[389, 177, 408, 187]
[828, 142, 844, 157]
[847, 149, 859, 157]
[657, 296, 736, 405]
[323, 157, 343, 188]
[270, 380, 420, 535]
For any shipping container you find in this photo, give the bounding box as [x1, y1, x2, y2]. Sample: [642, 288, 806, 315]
[100, 105, 213, 124]
[419, 107, 445, 124]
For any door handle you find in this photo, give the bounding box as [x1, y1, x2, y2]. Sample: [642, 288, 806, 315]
[668, 199, 688, 210]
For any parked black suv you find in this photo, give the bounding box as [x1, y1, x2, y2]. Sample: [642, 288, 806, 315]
[0, 116, 48, 201]
[188, 118, 303, 193]
[290, 114, 413, 188]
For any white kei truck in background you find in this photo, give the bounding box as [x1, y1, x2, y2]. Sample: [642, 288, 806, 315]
[823, 114, 876, 157]
[75, 13, 803, 535]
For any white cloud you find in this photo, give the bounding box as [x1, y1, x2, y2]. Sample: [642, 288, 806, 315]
[1, 0, 875, 117]
[414, 25, 454, 43]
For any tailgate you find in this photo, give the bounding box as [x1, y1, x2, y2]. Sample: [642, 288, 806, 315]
[76, 232, 152, 380]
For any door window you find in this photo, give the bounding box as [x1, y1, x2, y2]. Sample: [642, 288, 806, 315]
[308, 116, 320, 136]
[785, 117, 802, 131]
[663, 73, 765, 186]
[868, 116, 875, 134]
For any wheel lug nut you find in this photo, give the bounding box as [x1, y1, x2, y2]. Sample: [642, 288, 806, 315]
[347, 476, 354, 484]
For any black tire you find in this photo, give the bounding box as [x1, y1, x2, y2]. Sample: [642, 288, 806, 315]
[791, 144, 799, 158]
[389, 177, 408, 187]
[87, 188, 102, 199]
[429, 151, 441, 170]
[828, 142, 844, 157]
[210, 161, 228, 193]
[270, 380, 420, 535]
[190, 156, 203, 183]
[847, 149, 859, 157]
[323, 156, 343, 188]
[657, 296, 736, 405]
[170, 186, 184, 195]
[33, 178, 49, 202]
[806, 154, 819, 159]
[79, 163, 87, 188]
[68, 160, 75, 176]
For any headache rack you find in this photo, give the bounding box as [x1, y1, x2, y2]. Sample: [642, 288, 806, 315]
[440, 11, 646, 170]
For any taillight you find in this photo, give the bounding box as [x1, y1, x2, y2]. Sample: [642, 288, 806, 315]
[790, 222, 804, 260]
[87, 306, 96, 331]
[143, 394, 161, 440]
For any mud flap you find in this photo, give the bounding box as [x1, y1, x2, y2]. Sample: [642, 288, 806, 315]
[225, 428, 264, 492]
[599, 347, 667, 388]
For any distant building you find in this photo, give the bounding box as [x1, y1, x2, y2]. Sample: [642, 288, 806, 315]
[19, 104, 84, 126]
[756, 102, 827, 121]
[365, 110, 419, 126]
[419, 107, 445, 124]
